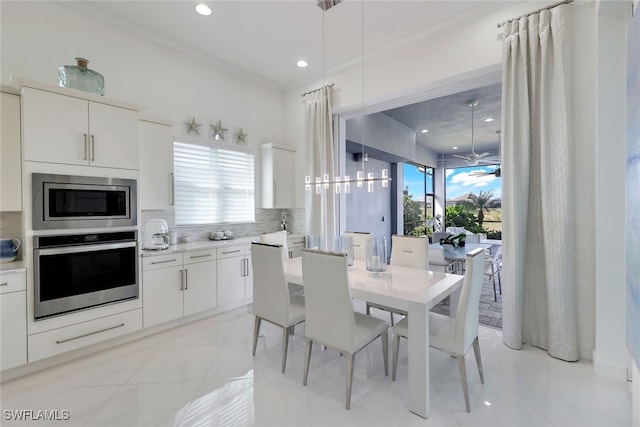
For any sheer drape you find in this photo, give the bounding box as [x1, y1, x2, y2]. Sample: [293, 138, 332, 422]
[501, 5, 578, 361]
[304, 86, 337, 248]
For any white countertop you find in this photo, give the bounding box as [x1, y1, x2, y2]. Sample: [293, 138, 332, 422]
[0, 260, 26, 272]
[140, 236, 260, 257]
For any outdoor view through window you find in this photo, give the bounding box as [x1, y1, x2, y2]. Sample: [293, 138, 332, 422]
[403, 163, 502, 239]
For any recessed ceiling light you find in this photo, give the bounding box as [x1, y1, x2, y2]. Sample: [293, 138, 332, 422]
[297, 60, 308, 68]
[452, 146, 458, 150]
[195, 3, 212, 16]
[420, 129, 429, 133]
[484, 117, 494, 122]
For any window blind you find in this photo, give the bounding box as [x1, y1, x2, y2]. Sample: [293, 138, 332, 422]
[174, 140, 255, 225]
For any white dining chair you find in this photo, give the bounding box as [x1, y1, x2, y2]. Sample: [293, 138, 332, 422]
[251, 242, 305, 373]
[366, 235, 428, 325]
[301, 249, 389, 410]
[261, 230, 303, 296]
[343, 231, 371, 262]
[392, 247, 485, 412]
[429, 245, 452, 273]
[465, 234, 481, 244]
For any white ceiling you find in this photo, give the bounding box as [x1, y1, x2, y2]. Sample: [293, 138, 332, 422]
[61, 0, 507, 155]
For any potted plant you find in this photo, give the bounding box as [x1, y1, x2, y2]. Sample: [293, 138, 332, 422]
[439, 233, 466, 249]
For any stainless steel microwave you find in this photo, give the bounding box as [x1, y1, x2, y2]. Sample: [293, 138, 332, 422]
[32, 173, 137, 230]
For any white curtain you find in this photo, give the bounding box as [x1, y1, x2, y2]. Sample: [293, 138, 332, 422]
[501, 5, 579, 361]
[304, 86, 337, 249]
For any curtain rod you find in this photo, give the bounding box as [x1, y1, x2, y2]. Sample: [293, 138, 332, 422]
[301, 83, 334, 98]
[497, 0, 574, 28]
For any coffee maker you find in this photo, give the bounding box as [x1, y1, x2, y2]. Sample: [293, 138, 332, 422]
[143, 219, 169, 250]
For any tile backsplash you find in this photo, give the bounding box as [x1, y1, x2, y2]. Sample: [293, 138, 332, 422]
[141, 208, 305, 242]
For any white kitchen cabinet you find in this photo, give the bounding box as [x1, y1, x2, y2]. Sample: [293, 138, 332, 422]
[1, 92, 22, 211]
[21, 87, 139, 170]
[1, 269, 27, 370]
[142, 249, 217, 328]
[217, 244, 252, 306]
[183, 250, 217, 316]
[142, 254, 184, 328]
[260, 143, 295, 208]
[286, 234, 305, 259]
[140, 119, 174, 210]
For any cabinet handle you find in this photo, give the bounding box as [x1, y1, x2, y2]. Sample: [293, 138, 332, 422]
[223, 250, 241, 255]
[185, 269, 188, 290]
[83, 134, 88, 160]
[56, 323, 125, 344]
[179, 269, 184, 291]
[288, 250, 293, 259]
[190, 254, 211, 259]
[0, 282, 8, 287]
[151, 258, 177, 265]
[90, 135, 95, 161]
[170, 173, 175, 206]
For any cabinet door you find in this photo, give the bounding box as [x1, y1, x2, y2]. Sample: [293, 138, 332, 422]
[217, 256, 245, 306]
[272, 147, 295, 208]
[139, 120, 174, 210]
[22, 88, 89, 166]
[244, 254, 253, 300]
[1, 92, 22, 211]
[142, 266, 183, 328]
[183, 260, 217, 316]
[88, 102, 139, 170]
[1, 291, 27, 370]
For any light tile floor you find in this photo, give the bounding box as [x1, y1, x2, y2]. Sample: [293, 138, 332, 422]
[0, 303, 632, 427]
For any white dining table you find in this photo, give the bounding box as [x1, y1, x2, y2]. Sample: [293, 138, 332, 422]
[284, 258, 464, 419]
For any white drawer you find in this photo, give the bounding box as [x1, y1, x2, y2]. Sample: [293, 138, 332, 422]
[216, 246, 244, 260]
[184, 249, 216, 265]
[287, 238, 305, 247]
[28, 309, 142, 362]
[142, 253, 183, 270]
[0, 270, 26, 294]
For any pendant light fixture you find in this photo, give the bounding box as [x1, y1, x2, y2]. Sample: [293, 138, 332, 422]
[304, 0, 390, 195]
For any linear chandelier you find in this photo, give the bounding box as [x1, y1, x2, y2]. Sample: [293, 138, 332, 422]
[305, 169, 390, 194]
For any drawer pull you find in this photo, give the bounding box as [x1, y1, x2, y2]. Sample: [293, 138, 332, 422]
[190, 254, 212, 259]
[222, 250, 241, 255]
[151, 258, 177, 265]
[0, 282, 8, 287]
[55, 323, 125, 344]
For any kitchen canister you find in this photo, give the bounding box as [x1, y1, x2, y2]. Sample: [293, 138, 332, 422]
[0, 238, 21, 263]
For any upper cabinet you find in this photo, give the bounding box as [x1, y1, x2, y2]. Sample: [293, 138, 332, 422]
[1, 92, 22, 211]
[139, 119, 174, 210]
[21, 86, 140, 170]
[260, 143, 295, 209]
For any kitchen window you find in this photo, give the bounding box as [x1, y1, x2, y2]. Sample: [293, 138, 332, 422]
[173, 140, 255, 225]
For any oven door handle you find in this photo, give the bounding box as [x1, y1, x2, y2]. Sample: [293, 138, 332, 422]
[35, 241, 137, 256]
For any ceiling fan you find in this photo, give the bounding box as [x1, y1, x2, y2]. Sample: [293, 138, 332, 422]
[452, 100, 493, 166]
[470, 130, 502, 177]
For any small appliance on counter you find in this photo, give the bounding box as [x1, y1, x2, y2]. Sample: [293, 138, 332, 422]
[0, 238, 21, 262]
[143, 219, 169, 250]
[209, 230, 236, 241]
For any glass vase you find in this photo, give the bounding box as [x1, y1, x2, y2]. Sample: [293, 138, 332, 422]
[366, 236, 387, 273]
[58, 57, 105, 96]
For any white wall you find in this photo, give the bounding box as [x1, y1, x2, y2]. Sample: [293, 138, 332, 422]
[0, 1, 285, 208]
[284, 0, 604, 362]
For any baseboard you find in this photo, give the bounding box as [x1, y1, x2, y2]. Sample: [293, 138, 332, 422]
[592, 348, 629, 381]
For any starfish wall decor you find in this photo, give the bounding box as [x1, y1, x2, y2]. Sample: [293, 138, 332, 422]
[234, 128, 248, 144]
[210, 120, 228, 141]
[184, 117, 201, 135]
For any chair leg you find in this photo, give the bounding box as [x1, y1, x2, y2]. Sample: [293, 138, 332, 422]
[497, 270, 502, 294]
[392, 332, 400, 381]
[382, 330, 389, 376]
[491, 265, 497, 302]
[390, 312, 395, 326]
[456, 355, 471, 412]
[345, 352, 355, 410]
[281, 326, 290, 373]
[472, 337, 484, 384]
[252, 316, 262, 356]
[366, 303, 371, 315]
[303, 338, 313, 386]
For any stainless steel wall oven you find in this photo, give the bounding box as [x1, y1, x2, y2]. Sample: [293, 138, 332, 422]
[33, 231, 138, 320]
[32, 173, 137, 230]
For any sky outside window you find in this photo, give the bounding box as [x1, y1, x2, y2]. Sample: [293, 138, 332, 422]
[446, 165, 501, 200]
